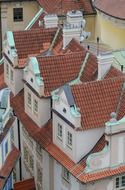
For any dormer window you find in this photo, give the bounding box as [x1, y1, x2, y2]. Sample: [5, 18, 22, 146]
[27, 93, 31, 107]
[67, 131, 72, 149]
[57, 123, 62, 140]
[63, 167, 70, 183]
[116, 176, 125, 189]
[10, 70, 13, 82]
[34, 99, 38, 114]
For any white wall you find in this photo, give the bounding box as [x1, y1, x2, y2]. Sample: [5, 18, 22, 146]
[24, 84, 51, 127]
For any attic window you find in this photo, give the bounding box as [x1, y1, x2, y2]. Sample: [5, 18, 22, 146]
[63, 108, 66, 113]
[30, 78, 33, 83]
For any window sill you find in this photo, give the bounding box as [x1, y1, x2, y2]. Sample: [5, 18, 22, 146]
[57, 136, 63, 141]
[67, 144, 72, 150]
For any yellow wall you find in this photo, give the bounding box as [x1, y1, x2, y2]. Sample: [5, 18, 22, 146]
[95, 14, 125, 49]
[1, 1, 39, 40]
[84, 15, 96, 40]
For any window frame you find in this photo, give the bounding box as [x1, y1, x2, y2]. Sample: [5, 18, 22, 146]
[63, 167, 70, 183]
[13, 8, 23, 22]
[34, 99, 38, 114]
[27, 93, 31, 107]
[115, 175, 125, 189]
[67, 131, 72, 149]
[57, 123, 63, 140]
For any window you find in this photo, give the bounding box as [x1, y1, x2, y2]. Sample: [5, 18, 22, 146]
[37, 167, 42, 185]
[6, 64, 9, 77]
[24, 146, 28, 162]
[27, 93, 31, 107]
[34, 99, 38, 113]
[67, 131, 72, 148]
[13, 8, 23, 22]
[10, 70, 13, 81]
[63, 168, 70, 182]
[5, 141, 8, 156]
[116, 176, 125, 189]
[57, 123, 62, 140]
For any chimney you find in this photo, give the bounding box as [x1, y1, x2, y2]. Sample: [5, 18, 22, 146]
[44, 14, 58, 29]
[63, 10, 85, 49]
[97, 52, 114, 80]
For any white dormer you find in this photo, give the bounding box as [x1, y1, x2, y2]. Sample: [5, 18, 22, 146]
[4, 31, 18, 67]
[85, 113, 125, 173]
[52, 85, 104, 163]
[24, 57, 51, 127]
[24, 57, 44, 97]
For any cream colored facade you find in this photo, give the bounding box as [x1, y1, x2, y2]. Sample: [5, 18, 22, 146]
[95, 10, 125, 49]
[1, 0, 39, 41]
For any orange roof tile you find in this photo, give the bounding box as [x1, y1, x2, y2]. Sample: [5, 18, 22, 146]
[13, 28, 57, 68]
[71, 77, 125, 130]
[37, 0, 95, 15]
[14, 178, 36, 190]
[0, 64, 6, 89]
[0, 146, 20, 189]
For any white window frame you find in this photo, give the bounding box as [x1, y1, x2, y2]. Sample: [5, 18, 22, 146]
[57, 123, 62, 140]
[10, 69, 14, 82]
[116, 175, 125, 189]
[6, 64, 9, 78]
[27, 92, 31, 107]
[34, 99, 38, 114]
[63, 167, 70, 183]
[67, 131, 72, 149]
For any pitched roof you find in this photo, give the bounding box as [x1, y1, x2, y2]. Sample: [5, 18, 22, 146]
[71, 77, 125, 130]
[94, 0, 125, 19]
[14, 178, 36, 190]
[13, 28, 57, 68]
[37, 0, 95, 15]
[0, 117, 15, 143]
[0, 146, 20, 189]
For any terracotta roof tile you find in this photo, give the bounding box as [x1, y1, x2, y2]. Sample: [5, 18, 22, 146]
[105, 66, 125, 79]
[31, 12, 46, 29]
[13, 28, 57, 68]
[71, 77, 125, 130]
[37, 0, 95, 15]
[0, 146, 20, 189]
[14, 178, 36, 190]
[94, 0, 125, 19]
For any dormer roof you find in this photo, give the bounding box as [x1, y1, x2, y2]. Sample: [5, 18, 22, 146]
[71, 76, 125, 130]
[94, 0, 125, 20]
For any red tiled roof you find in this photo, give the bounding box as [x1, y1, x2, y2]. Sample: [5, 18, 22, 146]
[0, 146, 20, 189]
[13, 28, 57, 68]
[71, 77, 125, 130]
[37, 0, 95, 15]
[14, 178, 36, 190]
[36, 47, 99, 96]
[94, 0, 125, 19]
[105, 66, 125, 79]
[31, 12, 46, 29]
